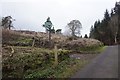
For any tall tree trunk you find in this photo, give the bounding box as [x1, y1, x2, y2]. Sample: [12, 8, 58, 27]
[72, 30, 75, 37]
[48, 31, 51, 42]
[114, 35, 117, 44]
[114, 32, 118, 44]
[48, 30, 52, 48]
[8, 26, 10, 30]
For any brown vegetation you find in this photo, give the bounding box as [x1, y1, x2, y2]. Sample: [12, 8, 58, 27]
[2, 29, 103, 49]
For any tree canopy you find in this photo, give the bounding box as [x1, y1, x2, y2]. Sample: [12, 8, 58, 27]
[89, 1, 120, 45]
[84, 34, 88, 38]
[1, 16, 15, 30]
[67, 20, 82, 37]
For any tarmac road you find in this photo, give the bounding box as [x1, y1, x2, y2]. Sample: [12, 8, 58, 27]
[71, 45, 119, 78]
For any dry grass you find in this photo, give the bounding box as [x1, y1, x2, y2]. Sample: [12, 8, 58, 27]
[2, 29, 103, 49]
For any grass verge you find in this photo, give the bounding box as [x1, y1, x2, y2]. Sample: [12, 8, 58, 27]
[24, 58, 88, 78]
[80, 46, 107, 54]
[2, 46, 106, 78]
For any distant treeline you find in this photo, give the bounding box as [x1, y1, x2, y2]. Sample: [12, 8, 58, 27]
[89, 2, 120, 45]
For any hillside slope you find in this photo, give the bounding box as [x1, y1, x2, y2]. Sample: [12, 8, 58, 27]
[2, 29, 103, 49]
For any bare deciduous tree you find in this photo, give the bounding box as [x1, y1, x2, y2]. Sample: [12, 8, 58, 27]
[67, 20, 82, 37]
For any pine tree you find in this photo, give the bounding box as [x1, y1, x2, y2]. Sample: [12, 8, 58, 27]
[89, 1, 120, 45]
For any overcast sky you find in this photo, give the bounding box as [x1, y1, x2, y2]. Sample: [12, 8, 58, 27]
[0, 0, 119, 36]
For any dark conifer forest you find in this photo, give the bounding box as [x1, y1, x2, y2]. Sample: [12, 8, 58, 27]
[89, 1, 120, 45]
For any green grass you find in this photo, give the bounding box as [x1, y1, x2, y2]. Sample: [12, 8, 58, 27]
[3, 46, 72, 78]
[17, 38, 32, 43]
[3, 46, 106, 78]
[79, 45, 107, 53]
[3, 46, 89, 78]
[24, 58, 88, 78]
